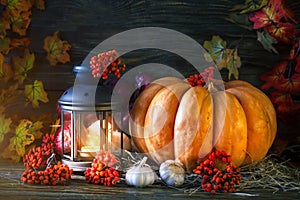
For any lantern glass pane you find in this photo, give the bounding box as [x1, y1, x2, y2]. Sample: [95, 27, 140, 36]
[61, 110, 72, 158]
[75, 112, 101, 159]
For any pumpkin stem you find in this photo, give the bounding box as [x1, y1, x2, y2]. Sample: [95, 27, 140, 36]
[139, 156, 148, 168]
[206, 79, 225, 93]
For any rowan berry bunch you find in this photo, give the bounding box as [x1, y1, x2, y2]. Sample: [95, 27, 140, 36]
[21, 133, 73, 185]
[187, 66, 215, 87]
[21, 161, 73, 185]
[95, 150, 119, 167]
[23, 133, 55, 169]
[193, 150, 241, 194]
[90, 50, 126, 79]
[84, 151, 120, 186]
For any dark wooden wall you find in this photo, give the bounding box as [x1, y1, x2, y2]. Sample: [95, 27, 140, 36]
[13, 0, 300, 119]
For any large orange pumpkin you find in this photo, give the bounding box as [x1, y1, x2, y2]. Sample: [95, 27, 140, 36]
[129, 77, 277, 172]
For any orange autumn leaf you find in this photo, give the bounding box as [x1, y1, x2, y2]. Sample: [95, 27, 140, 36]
[0, 18, 10, 38]
[1, 0, 32, 12]
[0, 53, 14, 82]
[0, 84, 19, 107]
[43, 31, 71, 66]
[10, 37, 31, 50]
[4, 9, 32, 36]
[30, 0, 45, 10]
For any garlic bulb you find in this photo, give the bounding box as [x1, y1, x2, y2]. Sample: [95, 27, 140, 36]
[125, 157, 156, 187]
[159, 160, 185, 187]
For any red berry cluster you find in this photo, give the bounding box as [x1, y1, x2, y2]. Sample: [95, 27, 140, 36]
[23, 133, 55, 169]
[187, 66, 215, 87]
[84, 151, 120, 186]
[90, 50, 126, 79]
[193, 150, 241, 194]
[21, 161, 73, 185]
[21, 133, 73, 185]
[95, 150, 119, 167]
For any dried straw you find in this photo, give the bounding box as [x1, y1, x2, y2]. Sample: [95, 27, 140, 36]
[236, 154, 300, 193]
[120, 150, 300, 194]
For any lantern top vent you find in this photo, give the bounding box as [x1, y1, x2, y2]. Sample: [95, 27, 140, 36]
[58, 66, 116, 111]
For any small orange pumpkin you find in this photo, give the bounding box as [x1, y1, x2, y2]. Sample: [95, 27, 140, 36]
[129, 77, 277, 172]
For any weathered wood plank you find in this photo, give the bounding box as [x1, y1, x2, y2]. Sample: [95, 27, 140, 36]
[25, 0, 300, 92]
[0, 160, 299, 200]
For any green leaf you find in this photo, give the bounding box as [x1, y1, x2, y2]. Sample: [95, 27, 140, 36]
[232, 0, 268, 14]
[1, 0, 32, 11]
[203, 36, 241, 80]
[226, 12, 253, 31]
[0, 114, 12, 143]
[24, 80, 48, 108]
[13, 48, 35, 83]
[257, 31, 279, 54]
[203, 35, 227, 67]
[28, 120, 43, 139]
[223, 49, 241, 80]
[8, 119, 35, 157]
[0, 37, 11, 54]
[0, 84, 19, 106]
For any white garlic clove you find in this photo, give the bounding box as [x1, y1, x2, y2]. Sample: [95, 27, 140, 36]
[159, 160, 185, 187]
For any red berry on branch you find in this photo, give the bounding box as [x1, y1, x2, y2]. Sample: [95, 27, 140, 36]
[187, 66, 215, 87]
[192, 150, 241, 194]
[84, 151, 120, 186]
[90, 50, 126, 79]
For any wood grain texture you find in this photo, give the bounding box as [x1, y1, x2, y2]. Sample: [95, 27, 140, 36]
[27, 0, 300, 86]
[0, 159, 299, 200]
[16, 0, 300, 116]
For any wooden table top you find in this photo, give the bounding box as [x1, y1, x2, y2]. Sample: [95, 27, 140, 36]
[0, 159, 299, 200]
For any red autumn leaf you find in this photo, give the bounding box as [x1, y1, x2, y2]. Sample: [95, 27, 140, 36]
[249, 0, 285, 29]
[275, 73, 300, 93]
[260, 61, 286, 90]
[267, 22, 295, 43]
[280, 0, 298, 24]
[261, 59, 300, 93]
[265, 0, 286, 23]
[271, 92, 300, 114]
[43, 31, 71, 66]
[249, 10, 271, 30]
[288, 40, 300, 60]
[271, 91, 294, 105]
[295, 56, 300, 73]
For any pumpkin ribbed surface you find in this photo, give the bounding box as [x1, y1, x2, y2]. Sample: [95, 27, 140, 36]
[129, 77, 277, 172]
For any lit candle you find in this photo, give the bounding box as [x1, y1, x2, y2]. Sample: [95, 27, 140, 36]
[80, 119, 113, 153]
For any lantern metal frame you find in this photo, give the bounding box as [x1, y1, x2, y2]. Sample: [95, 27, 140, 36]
[57, 66, 126, 171]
